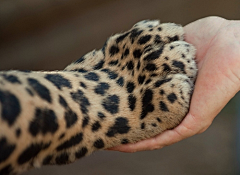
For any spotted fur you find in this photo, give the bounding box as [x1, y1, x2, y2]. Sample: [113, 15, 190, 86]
[0, 20, 197, 175]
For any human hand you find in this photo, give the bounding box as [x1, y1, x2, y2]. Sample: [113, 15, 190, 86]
[109, 16, 240, 152]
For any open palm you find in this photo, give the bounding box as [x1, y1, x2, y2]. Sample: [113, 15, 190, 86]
[110, 16, 240, 152]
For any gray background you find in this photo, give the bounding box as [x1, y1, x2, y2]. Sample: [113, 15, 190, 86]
[0, 0, 240, 174]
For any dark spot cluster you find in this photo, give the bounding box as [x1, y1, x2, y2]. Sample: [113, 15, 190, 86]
[45, 74, 72, 90]
[56, 132, 83, 151]
[138, 35, 152, 45]
[94, 60, 105, 70]
[28, 78, 52, 103]
[159, 101, 169, 112]
[0, 137, 16, 164]
[94, 82, 110, 95]
[172, 60, 186, 73]
[74, 56, 85, 64]
[167, 93, 177, 103]
[75, 147, 88, 159]
[106, 117, 130, 137]
[29, 108, 59, 136]
[126, 82, 135, 93]
[116, 77, 124, 87]
[130, 28, 143, 43]
[0, 90, 21, 126]
[141, 89, 154, 119]
[84, 72, 99, 82]
[154, 78, 172, 87]
[102, 95, 119, 114]
[109, 45, 119, 56]
[116, 32, 130, 43]
[144, 47, 164, 61]
[128, 94, 136, 111]
[18, 142, 51, 165]
[93, 139, 105, 149]
[2, 74, 21, 84]
[101, 69, 118, 79]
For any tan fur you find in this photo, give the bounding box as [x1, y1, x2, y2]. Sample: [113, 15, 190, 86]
[0, 20, 197, 175]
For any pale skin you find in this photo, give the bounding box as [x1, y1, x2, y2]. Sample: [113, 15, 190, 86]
[109, 16, 240, 152]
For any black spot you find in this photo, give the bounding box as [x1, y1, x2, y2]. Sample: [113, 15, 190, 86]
[65, 110, 78, 128]
[18, 142, 50, 164]
[101, 69, 118, 79]
[102, 39, 108, 55]
[130, 29, 143, 43]
[133, 49, 142, 59]
[93, 139, 105, 149]
[108, 60, 119, 66]
[28, 78, 52, 103]
[150, 73, 157, 77]
[80, 82, 87, 89]
[75, 147, 88, 159]
[59, 133, 65, 140]
[143, 45, 152, 53]
[138, 35, 152, 45]
[56, 133, 83, 151]
[98, 112, 106, 119]
[45, 74, 72, 90]
[71, 90, 90, 114]
[71, 68, 87, 73]
[126, 82, 135, 93]
[170, 46, 175, 50]
[182, 54, 185, 58]
[167, 93, 177, 103]
[94, 82, 110, 95]
[145, 63, 157, 71]
[141, 89, 154, 119]
[154, 78, 172, 87]
[102, 95, 119, 114]
[82, 116, 89, 128]
[94, 60, 105, 70]
[159, 101, 169, 112]
[172, 60, 185, 73]
[116, 32, 129, 43]
[123, 48, 130, 57]
[26, 88, 34, 96]
[109, 45, 119, 56]
[84, 72, 99, 81]
[42, 155, 53, 165]
[157, 27, 162, 31]
[116, 77, 124, 87]
[145, 79, 152, 84]
[160, 89, 165, 95]
[157, 117, 162, 123]
[162, 63, 171, 72]
[141, 123, 145, 129]
[128, 94, 136, 111]
[144, 47, 164, 61]
[151, 123, 157, 127]
[0, 90, 21, 126]
[127, 61, 134, 70]
[0, 164, 13, 175]
[138, 75, 146, 85]
[0, 137, 16, 164]
[121, 139, 129, 144]
[168, 35, 179, 42]
[165, 57, 169, 60]
[154, 35, 162, 44]
[55, 152, 69, 165]
[59, 95, 68, 108]
[74, 56, 85, 64]
[29, 108, 59, 136]
[16, 128, 21, 138]
[2, 74, 21, 84]
[92, 121, 101, 132]
[106, 117, 130, 137]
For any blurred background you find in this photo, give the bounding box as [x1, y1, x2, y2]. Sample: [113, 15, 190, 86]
[0, 0, 240, 174]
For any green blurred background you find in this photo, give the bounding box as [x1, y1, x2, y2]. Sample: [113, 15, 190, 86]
[0, 0, 240, 174]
